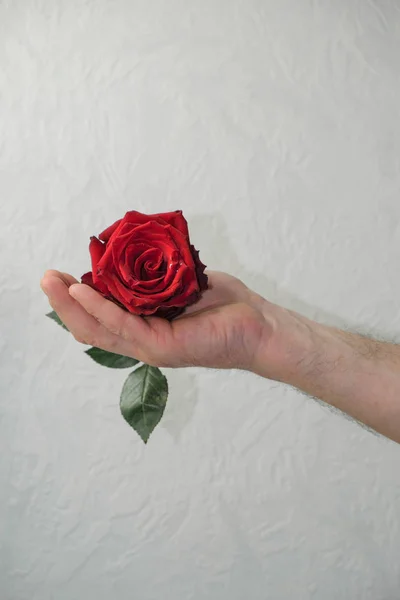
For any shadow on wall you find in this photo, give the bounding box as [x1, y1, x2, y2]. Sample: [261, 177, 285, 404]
[161, 211, 400, 443]
[192, 212, 400, 344]
[160, 370, 199, 442]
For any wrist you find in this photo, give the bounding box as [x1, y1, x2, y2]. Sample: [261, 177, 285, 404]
[250, 296, 360, 398]
[249, 296, 330, 385]
[248, 292, 400, 443]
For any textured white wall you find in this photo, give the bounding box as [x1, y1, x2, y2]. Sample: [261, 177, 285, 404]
[1, 1, 400, 598]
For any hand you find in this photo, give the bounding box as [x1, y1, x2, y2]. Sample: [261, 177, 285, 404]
[40, 270, 400, 443]
[40, 270, 272, 371]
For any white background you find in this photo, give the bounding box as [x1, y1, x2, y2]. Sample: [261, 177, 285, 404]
[1, 1, 400, 598]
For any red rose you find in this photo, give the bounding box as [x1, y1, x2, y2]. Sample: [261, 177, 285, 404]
[81, 210, 208, 320]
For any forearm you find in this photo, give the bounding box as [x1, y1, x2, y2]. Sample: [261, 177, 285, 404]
[252, 299, 400, 444]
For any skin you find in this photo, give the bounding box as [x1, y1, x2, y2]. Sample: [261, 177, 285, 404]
[41, 270, 400, 444]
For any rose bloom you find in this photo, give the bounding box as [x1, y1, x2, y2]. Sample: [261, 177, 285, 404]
[82, 210, 208, 320]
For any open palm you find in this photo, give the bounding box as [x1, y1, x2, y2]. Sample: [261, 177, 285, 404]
[41, 271, 268, 371]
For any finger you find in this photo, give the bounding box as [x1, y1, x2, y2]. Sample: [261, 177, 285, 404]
[144, 314, 196, 367]
[41, 273, 126, 354]
[68, 283, 155, 362]
[42, 270, 79, 287]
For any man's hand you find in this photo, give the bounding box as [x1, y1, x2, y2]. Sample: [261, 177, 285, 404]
[40, 270, 272, 371]
[41, 269, 400, 443]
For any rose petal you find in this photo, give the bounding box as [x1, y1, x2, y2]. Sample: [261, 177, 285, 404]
[97, 222, 137, 274]
[190, 244, 208, 291]
[98, 219, 123, 242]
[133, 247, 165, 281]
[119, 243, 151, 284]
[81, 271, 94, 286]
[105, 223, 160, 271]
[165, 224, 196, 270]
[122, 210, 189, 238]
[159, 265, 198, 306]
[155, 210, 190, 239]
[89, 236, 106, 273]
[81, 271, 109, 295]
[108, 221, 180, 280]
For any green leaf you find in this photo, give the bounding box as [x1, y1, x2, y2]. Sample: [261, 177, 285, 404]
[120, 365, 168, 443]
[85, 347, 139, 369]
[46, 311, 69, 331]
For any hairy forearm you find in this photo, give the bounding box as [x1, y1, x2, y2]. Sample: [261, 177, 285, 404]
[252, 298, 400, 444]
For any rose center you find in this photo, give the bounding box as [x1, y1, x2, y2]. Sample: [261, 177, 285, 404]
[132, 247, 166, 281]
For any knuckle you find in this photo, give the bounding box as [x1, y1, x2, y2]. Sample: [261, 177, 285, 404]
[156, 360, 171, 368]
[74, 328, 98, 347]
[99, 311, 126, 338]
[138, 352, 157, 366]
[107, 322, 124, 338]
[105, 336, 120, 352]
[87, 335, 101, 348]
[148, 358, 161, 367]
[142, 353, 170, 368]
[115, 312, 133, 340]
